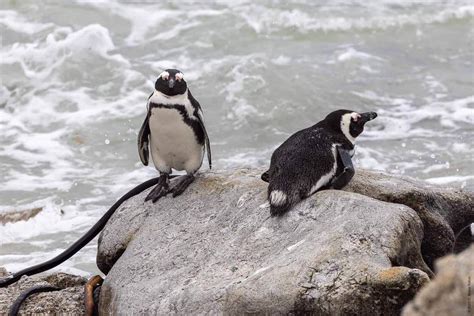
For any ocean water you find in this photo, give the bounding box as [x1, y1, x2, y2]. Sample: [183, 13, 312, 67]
[0, 0, 473, 276]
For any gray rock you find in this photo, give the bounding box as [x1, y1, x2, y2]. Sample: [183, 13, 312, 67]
[0, 207, 43, 225]
[97, 169, 471, 315]
[0, 270, 86, 314]
[344, 170, 474, 268]
[402, 244, 474, 316]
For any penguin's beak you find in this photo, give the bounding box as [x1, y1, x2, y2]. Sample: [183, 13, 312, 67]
[360, 112, 377, 123]
[168, 78, 175, 89]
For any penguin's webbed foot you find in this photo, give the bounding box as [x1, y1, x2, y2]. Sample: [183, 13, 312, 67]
[145, 174, 170, 203]
[332, 147, 355, 190]
[331, 167, 354, 189]
[170, 174, 195, 197]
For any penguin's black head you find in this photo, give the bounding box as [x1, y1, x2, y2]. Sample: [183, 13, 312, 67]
[325, 109, 377, 143]
[155, 69, 187, 96]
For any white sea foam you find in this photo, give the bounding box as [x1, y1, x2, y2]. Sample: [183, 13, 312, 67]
[337, 47, 385, 62]
[0, 246, 98, 276]
[0, 10, 53, 35]
[353, 147, 390, 172]
[238, 5, 474, 34]
[353, 91, 474, 139]
[426, 175, 474, 187]
[271, 55, 291, 66]
[221, 55, 266, 126]
[218, 150, 272, 169]
[451, 143, 470, 153]
[77, 1, 224, 46]
[75, 1, 175, 45]
[422, 163, 451, 174]
[424, 75, 448, 95]
[0, 198, 93, 243]
[1, 24, 128, 79]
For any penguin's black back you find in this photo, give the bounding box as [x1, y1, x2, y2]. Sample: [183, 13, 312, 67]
[269, 127, 334, 187]
[267, 124, 353, 215]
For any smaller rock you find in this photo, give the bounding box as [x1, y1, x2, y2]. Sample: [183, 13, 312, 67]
[372, 267, 429, 291]
[0, 207, 43, 224]
[402, 245, 474, 316]
[0, 268, 87, 314]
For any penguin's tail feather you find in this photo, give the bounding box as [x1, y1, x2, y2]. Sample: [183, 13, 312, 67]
[269, 202, 291, 216]
[268, 186, 300, 216]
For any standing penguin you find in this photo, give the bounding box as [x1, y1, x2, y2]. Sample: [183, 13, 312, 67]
[138, 69, 211, 202]
[0, 70, 211, 310]
[261, 109, 377, 216]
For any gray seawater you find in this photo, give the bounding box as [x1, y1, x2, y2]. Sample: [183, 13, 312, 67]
[0, 0, 473, 275]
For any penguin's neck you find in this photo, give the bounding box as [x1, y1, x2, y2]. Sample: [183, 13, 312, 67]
[313, 120, 355, 148]
[150, 89, 189, 106]
[149, 89, 196, 120]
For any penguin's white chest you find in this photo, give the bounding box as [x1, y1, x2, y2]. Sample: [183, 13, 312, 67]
[149, 107, 203, 173]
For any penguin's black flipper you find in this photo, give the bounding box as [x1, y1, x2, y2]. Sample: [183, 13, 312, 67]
[261, 170, 270, 182]
[138, 93, 153, 166]
[199, 116, 212, 169]
[137, 113, 150, 166]
[189, 90, 212, 169]
[331, 146, 355, 189]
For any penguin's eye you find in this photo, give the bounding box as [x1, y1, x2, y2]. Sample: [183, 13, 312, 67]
[175, 72, 184, 81]
[159, 71, 170, 80]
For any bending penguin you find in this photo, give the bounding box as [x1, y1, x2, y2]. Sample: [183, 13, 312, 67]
[261, 109, 377, 216]
[138, 69, 211, 202]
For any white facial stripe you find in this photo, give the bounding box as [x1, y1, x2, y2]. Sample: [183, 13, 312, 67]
[159, 71, 169, 80]
[341, 113, 356, 144]
[351, 112, 361, 121]
[175, 72, 184, 81]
